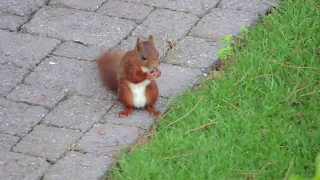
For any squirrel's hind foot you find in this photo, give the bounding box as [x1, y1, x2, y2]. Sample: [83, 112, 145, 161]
[118, 107, 133, 118]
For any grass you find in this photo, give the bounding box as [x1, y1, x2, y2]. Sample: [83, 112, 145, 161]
[108, 0, 320, 179]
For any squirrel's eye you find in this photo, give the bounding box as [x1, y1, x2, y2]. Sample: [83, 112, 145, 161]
[142, 55, 146, 60]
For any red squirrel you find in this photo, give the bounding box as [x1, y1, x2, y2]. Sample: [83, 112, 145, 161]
[96, 35, 161, 117]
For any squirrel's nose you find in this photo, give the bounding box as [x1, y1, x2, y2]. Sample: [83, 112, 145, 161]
[149, 63, 158, 70]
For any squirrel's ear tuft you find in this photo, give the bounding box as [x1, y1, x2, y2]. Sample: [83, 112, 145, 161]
[135, 37, 143, 51]
[148, 35, 154, 45]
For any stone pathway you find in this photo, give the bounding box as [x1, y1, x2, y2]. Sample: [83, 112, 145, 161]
[0, 0, 276, 179]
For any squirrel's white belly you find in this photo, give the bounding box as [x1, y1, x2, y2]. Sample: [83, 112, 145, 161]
[128, 79, 151, 108]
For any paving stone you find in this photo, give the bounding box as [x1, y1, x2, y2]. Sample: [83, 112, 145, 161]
[7, 56, 115, 109]
[101, 98, 168, 130]
[132, 8, 199, 42]
[124, 0, 220, 17]
[157, 64, 202, 97]
[43, 96, 113, 132]
[0, 64, 29, 97]
[0, 98, 48, 137]
[0, 29, 60, 69]
[119, 35, 169, 60]
[13, 125, 83, 162]
[22, 7, 136, 49]
[189, 8, 259, 41]
[0, 0, 44, 16]
[97, 0, 154, 23]
[50, 0, 103, 11]
[163, 36, 222, 69]
[77, 123, 141, 156]
[0, 133, 19, 151]
[6, 84, 66, 109]
[43, 151, 111, 180]
[53, 42, 103, 61]
[0, 12, 27, 31]
[218, 0, 273, 14]
[0, 151, 50, 180]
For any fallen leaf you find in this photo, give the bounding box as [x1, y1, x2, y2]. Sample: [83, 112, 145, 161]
[97, 129, 105, 135]
[215, 61, 225, 70]
[292, 100, 301, 105]
[171, 40, 177, 47]
[71, 143, 76, 149]
[296, 111, 303, 124]
[203, 125, 208, 131]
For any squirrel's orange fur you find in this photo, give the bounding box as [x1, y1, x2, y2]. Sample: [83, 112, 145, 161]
[96, 35, 161, 117]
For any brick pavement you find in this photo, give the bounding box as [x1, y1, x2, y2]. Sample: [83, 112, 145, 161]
[0, 0, 277, 179]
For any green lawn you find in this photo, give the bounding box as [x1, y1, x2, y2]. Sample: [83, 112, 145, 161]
[108, 0, 320, 179]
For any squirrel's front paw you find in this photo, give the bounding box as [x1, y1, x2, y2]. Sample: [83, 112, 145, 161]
[146, 72, 155, 81]
[150, 68, 161, 78]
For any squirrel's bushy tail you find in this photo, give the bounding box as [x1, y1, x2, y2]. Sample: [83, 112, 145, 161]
[96, 49, 125, 92]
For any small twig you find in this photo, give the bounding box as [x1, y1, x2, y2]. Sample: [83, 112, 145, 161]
[159, 96, 173, 118]
[221, 99, 247, 115]
[271, 60, 320, 70]
[286, 79, 301, 103]
[295, 85, 310, 93]
[184, 121, 219, 134]
[234, 67, 252, 86]
[162, 148, 214, 160]
[284, 158, 294, 180]
[167, 34, 177, 57]
[163, 32, 168, 58]
[300, 90, 320, 97]
[232, 169, 258, 175]
[258, 162, 272, 175]
[166, 96, 203, 128]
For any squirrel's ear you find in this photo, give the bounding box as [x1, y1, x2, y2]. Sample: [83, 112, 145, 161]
[135, 37, 143, 51]
[148, 35, 154, 45]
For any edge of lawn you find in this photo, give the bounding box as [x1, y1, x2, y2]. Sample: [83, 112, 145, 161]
[106, 0, 320, 179]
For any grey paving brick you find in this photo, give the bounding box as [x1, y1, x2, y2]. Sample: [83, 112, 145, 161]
[0, 98, 48, 136]
[6, 84, 66, 109]
[13, 125, 83, 162]
[163, 36, 222, 69]
[123, 0, 220, 17]
[132, 8, 199, 42]
[0, 12, 27, 31]
[189, 8, 259, 41]
[0, 133, 19, 151]
[43, 96, 113, 132]
[101, 98, 168, 130]
[50, 0, 103, 11]
[7, 56, 115, 109]
[0, 64, 29, 97]
[0, 29, 60, 69]
[119, 35, 169, 60]
[53, 42, 103, 61]
[97, 0, 154, 23]
[157, 64, 202, 97]
[0, 0, 44, 16]
[22, 7, 136, 49]
[218, 0, 273, 14]
[0, 151, 50, 180]
[43, 151, 111, 180]
[77, 123, 141, 156]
